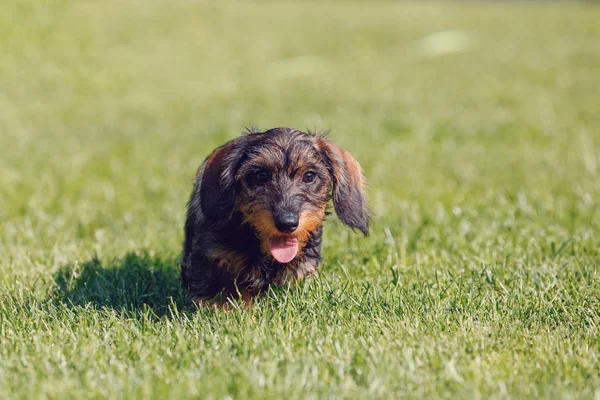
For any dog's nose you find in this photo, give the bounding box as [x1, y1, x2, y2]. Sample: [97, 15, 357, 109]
[274, 212, 299, 233]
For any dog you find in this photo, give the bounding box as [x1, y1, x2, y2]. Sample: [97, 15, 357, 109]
[181, 127, 370, 307]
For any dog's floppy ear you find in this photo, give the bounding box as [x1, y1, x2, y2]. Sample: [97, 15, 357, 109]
[198, 139, 242, 222]
[317, 137, 370, 235]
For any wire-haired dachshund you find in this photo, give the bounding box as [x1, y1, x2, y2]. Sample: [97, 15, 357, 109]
[181, 127, 370, 307]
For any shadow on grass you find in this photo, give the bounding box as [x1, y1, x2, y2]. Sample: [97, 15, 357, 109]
[51, 252, 193, 318]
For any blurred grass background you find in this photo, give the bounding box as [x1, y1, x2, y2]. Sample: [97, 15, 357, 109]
[1, 1, 599, 398]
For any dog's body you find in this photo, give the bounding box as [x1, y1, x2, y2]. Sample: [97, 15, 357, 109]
[181, 127, 369, 305]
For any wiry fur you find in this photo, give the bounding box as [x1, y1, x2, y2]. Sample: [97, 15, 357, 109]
[181, 127, 370, 306]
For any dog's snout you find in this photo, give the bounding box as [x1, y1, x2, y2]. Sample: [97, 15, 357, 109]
[274, 212, 299, 233]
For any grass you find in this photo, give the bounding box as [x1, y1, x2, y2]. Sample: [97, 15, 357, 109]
[1, 0, 600, 398]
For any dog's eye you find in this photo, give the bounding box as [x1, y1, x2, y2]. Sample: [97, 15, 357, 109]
[302, 171, 317, 184]
[254, 170, 271, 184]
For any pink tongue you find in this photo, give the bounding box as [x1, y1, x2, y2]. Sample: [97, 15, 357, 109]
[269, 237, 299, 263]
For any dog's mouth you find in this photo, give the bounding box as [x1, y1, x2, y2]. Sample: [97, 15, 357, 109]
[269, 236, 299, 263]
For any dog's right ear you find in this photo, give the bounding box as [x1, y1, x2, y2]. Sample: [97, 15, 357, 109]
[198, 139, 241, 222]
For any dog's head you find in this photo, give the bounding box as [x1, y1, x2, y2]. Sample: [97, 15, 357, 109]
[198, 127, 370, 263]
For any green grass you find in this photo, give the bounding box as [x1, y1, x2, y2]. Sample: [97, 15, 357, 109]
[1, 0, 600, 398]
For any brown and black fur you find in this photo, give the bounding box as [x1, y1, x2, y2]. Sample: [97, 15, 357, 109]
[181, 127, 370, 306]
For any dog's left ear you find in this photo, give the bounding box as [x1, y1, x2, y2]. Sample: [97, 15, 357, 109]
[198, 139, 242, 222]
[317, 137, 370, 235]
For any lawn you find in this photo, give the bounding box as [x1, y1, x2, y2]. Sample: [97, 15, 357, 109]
[1, 0, 599, 398]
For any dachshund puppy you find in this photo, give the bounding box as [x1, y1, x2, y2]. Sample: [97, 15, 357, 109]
[181, 127, 370, 306]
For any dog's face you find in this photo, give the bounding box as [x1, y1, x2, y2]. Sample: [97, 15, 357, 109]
[235, 134, 332, 261]
[198, 128, 369, 263]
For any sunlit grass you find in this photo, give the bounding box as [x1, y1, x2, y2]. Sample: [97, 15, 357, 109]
[1, 1, 599, 398]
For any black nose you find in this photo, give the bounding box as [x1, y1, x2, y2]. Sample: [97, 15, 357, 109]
[274, 212, 299, 233]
